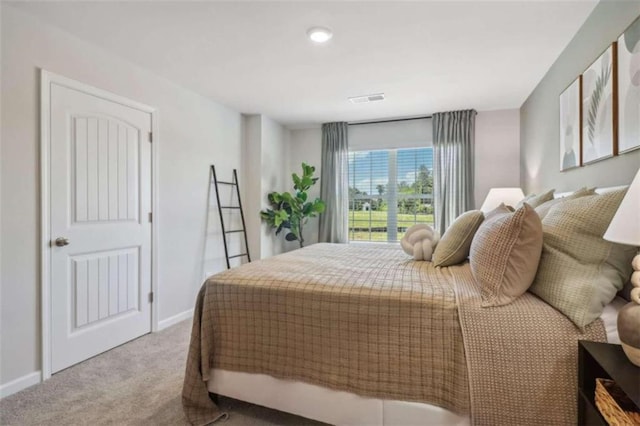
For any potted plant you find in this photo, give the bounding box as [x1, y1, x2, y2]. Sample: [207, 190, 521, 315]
[260, 163, 325, 248]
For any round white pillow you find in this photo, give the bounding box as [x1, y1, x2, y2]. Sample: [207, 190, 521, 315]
[400, 224, 440, 261]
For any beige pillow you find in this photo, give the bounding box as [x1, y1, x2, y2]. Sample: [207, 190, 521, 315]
[529, 189, 636, 328]
[517, 189, 555, 209]
[470, 204, 543, 307]
[535, 187, 596, 220]
[484, 203, 513, 221]
[432, 210, 484, 267]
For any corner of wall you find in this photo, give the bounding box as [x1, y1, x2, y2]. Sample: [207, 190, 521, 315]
[241, 114, 295, 259]
[241, 114, 262, 262]
[474, 109, 522, 207]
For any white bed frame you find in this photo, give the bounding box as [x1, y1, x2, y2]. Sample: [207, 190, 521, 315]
[208, 185, 628, 425]
[208, 369, 469, 425]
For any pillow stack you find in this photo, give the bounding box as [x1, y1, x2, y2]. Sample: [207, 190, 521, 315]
[470, 204, 543, 307]
[428, 186, 634, 329]
[534, 187, 595, 220]
[516, 189, 555, 209]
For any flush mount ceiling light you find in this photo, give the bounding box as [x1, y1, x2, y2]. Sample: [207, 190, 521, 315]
[307, 27, 333, 43]
[349, 93, 385, 104]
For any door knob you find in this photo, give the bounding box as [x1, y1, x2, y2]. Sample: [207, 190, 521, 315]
[54, 237, 70, 247]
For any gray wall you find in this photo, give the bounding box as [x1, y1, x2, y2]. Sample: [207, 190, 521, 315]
[521, 1, 640, 193]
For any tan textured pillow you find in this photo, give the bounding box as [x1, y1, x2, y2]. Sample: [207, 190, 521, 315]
[529, 189, 636, 328]
[432, 210, 484, 267]
[517, 189, 555, 209]
[535, 187, 596, 220]
[470, 204, 543, 307]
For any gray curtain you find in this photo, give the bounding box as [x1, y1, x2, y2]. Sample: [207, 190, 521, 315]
[319, 122, 349, 243]
[432, 110, 477, 235]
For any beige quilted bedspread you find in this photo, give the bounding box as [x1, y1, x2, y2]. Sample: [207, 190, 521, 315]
[182, 243, 606, 425]
[183, 243, 468, 425]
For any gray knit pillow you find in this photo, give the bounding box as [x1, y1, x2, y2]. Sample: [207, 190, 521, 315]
[529, 189, 635, 328]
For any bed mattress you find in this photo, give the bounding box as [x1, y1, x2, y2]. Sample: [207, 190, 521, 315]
[207, 296, 624, 425]
[183, 243, 608, 425]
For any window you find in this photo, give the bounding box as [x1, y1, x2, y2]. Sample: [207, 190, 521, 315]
[348, 147, 434, 242]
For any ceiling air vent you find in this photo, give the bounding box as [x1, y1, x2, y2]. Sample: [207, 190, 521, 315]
[349, 93, 385, 104]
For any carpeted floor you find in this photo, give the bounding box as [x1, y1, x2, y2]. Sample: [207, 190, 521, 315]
[0, 320, 325, 425]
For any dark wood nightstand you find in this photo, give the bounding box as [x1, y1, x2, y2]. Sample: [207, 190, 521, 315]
[578, 341, 640, 425]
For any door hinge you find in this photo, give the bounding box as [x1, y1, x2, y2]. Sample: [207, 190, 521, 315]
[148, 292, 154, 303]
[148, 132, 153, 143]
[148, 212, 152, 223]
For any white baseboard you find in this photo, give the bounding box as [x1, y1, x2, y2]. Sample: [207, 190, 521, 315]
[0, 371, 41, 399]
[158, 308, 193, 331]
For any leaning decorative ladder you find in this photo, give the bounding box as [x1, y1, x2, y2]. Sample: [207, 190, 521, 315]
[210, 165, 251, 269]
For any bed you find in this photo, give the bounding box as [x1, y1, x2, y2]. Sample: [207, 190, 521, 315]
[182, 187, 631, 426]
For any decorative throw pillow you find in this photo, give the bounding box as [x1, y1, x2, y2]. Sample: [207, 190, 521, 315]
[535, 187, 596, 220]
[484, 203, 513, 221]
[470, 204, 543, 307]
[516, 189, 555, 209]
[400, 224, 440, 261]
[529, 189, 636, 328]
[432, 210, 484, 267]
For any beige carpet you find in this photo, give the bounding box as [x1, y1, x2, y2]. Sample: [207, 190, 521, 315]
[0, 320, 325, 425]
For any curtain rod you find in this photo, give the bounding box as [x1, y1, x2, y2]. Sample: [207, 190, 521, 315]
[348, 115, 432, 126]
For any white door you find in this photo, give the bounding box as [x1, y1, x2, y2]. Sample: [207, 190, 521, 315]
[48, 77, 153, 373]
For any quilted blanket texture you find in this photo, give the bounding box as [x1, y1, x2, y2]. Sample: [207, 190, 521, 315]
[183, 243, 468, 424]
[182, 243, 605, 425]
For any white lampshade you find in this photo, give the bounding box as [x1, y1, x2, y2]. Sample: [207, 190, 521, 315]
[480, 187, 525, 212]
[603, 168, 640, 246]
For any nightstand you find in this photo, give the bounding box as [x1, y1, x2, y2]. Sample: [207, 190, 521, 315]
[578, 341, 640, 425]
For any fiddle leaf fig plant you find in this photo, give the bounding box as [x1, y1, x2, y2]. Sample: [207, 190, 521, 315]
[260, 163, 325, 248]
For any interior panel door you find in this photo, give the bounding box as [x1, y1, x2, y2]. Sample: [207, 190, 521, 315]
[49, 81, 152, 373]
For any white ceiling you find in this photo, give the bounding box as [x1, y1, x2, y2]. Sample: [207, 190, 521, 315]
[9, 1, 598, 128]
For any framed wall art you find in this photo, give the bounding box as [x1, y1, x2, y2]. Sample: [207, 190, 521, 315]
[581, 43, 618, 164]
[559, 76, 582, 171]
[618, 16, 640, 153]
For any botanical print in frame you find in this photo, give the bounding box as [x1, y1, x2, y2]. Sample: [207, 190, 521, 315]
[559, 76, 581, 171]
[581, 43, 618, 164]
[618, 16, 640, 153]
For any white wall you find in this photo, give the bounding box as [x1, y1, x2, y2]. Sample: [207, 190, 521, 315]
[286, 110, 521, 244]
[0, 1, 4, 392]
[287, 128, 323, 248]
[349, 119, 432, 150]
[0, 5, 243, 389]
[242, 115, 263, 263]
[474, 109, 521, 207]
[241, 114, 290, 259]
[260, 116, 289, 257]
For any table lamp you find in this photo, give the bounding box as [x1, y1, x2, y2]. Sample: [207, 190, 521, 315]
[603, 168, 640, 367]
[480, 187, 525, 213]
